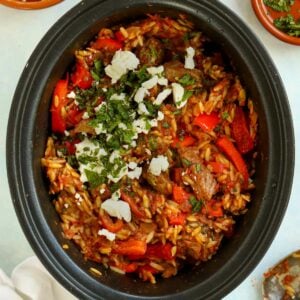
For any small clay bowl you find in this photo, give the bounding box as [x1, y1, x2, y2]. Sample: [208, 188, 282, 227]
[1, 0, 62, 10]
[251, 0, 300, 45]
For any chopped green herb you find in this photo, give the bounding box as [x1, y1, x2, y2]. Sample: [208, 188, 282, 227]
[110, 182, 121, 193]
[221, 111, 229, 120]
[178, 74, 196, 86]
[195, 163, 202, 172]
[173, 109, 182, 115]
[91, 60, 104, 81]
[85, 169, 106, 188]
[149, 46, 158, 58]
[182, 158, 192, 167]
[148, 136, 158, 151]
[263, 0, 294, 12]
[180, 90, 193, 105]
[183, 32, 191, 42]
[273, 14, 300, 37]
[162, 122, 170, 128]
[189, 196, 203, 213]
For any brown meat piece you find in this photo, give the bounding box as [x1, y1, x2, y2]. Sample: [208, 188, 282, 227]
[137, 37, 164, 66]
[182, 164, 218, 201]
[142, 170, 173, 195]
[164, 61, 202, 85]
[178, 146, 202, 164]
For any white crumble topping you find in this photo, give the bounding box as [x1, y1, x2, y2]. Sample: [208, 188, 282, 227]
[101, 199, 131, 222]
[149, 155, 169, 176]
[185, 46, 195, 69]
[98, 229, 116, 241]
[154, 88, 172, 105]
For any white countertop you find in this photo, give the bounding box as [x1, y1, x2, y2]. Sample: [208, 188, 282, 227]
[0, 0, 299, 299]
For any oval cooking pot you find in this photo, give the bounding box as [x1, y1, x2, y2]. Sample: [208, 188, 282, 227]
[6, 0, 295, 299]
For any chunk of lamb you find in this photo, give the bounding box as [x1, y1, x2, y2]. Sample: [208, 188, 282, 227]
[137, 37, 165, 66]
[182, 164, 218, 201]
[164, 61, 202, 86]
[142, 170, 173, 195]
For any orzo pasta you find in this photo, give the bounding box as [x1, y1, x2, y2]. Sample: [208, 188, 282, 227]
[42, 15, 257, 283]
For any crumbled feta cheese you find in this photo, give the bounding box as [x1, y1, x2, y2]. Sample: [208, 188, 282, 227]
[82, 112, 89, 120]
[145, 148, 152, 156]
[138, 102, 150, 115]
[102, 88, 108, 92]
[75, 193, 81, 199]
[184, 47, 195, 69]
[101, 199, 131, 222]
[118, 123, 127, 130]
[64, 203, 69, 208]
[149, 155, 169, 176]
[149, 118, 158, 128]
[109, 150, 120, 163]
[154, 88, 172, 105]
[64, 130, 70, 136]
[133, 118, 149, 134]
[67, 91, 76, 99]
[127, 166, 142, 179]
[130, 140, 137, 148]
[106, 134, 112, 141]
[100, 188, 106, 194]
[172, 83, 186, 109]
[105, 50, 140, 83]
[110, 93, 126, 101]
[74, 100, 80, 106]
[128, 161, 138, 169]
[157, 111, 164, 121]
[142, 75, 158, 89]
[157, 77, 168, 86]
[98, 229, 116, 241]
[94, 123, 107, 135]
[134, 87, 149, 103]
[147, 65, 164, 75]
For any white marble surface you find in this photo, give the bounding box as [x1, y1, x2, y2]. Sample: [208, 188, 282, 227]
[0, 0, 299, 299]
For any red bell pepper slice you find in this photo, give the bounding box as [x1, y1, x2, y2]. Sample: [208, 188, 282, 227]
[66, 106, 84, 126]
[172, 185, 191, 204]
[115, 262, 138, 273]
[51, 77, 69, 134]
[120, 191, 146, 219]
[115, 31, 125, 42]
[193, 112, 220, 132]
[202, 199, 224, 217]
[216, 136, 249, 183]
[208, 161, 226, 174]
[172, 168, 183, 184]
[100, 212, 124, 233]
[146, 243, 173, 260]
[168, 213, 186, 225]
[172, 135, 196, 148]
[93, 38, 123, 52]
[71, 60, 93, 89]
[114, 240, 147, 256]
[231, 107, 254, 154]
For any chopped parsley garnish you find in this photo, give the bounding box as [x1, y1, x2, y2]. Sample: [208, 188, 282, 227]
[182, 158, 192, 167]
[162, 122, 170, 128]
[273, 14, 300, 37]
[264, 0, 294, 12]
[221, 111, 229, 120]
[189, 196, 203, 213]
[195, 163, 202, 172]
[91, 60, 104, 81]
[178, 74, 196, 86]
[85, 169, 106, 188]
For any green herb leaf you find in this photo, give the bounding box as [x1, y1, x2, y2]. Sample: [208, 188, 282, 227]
[178, 74, 196, 86]
[85, 169, 106, 188]
[263, 0, 294, 12]
[195, 163, 202, 172]
[221, 111, 229, 120]
[273, 14, 300, 37]
[182, 158, 192, 167]
[189, 196, 203, 213]
[162, 122, 170, 128]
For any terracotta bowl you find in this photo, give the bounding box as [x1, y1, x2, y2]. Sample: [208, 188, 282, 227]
[252, 0, 300, 45]
[1, 0, 62, 10]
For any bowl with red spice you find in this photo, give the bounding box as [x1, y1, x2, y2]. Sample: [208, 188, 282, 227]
[6, 0, 294, 299]
[252, 0, 300, 45]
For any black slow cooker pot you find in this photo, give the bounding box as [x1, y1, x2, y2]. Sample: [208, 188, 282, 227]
[6, 0, 294, 299]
